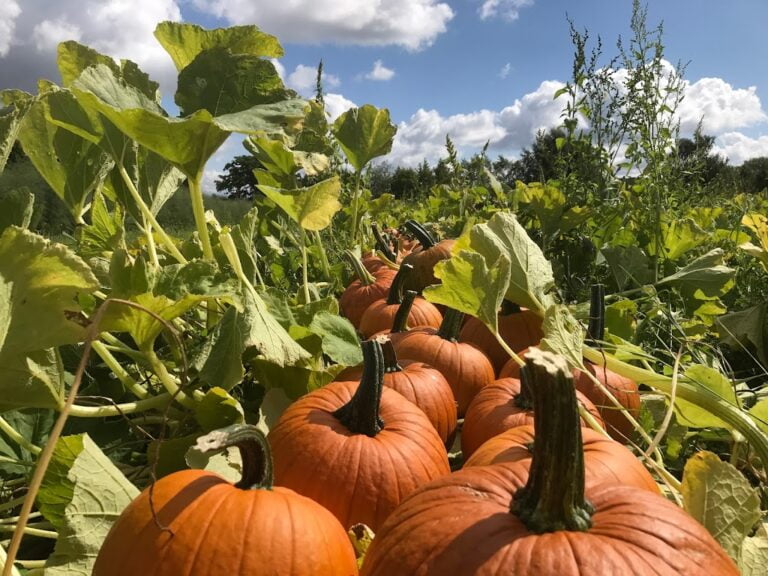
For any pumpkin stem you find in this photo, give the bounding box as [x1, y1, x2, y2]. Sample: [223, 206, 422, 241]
[514, 369, 534, 411]
[386, 263, 413, 305]
[586, 284, 605, 345]
[436, 308, 465, 342]
[511, 348, 593, 533]
[377, 336, 403, 373]
[333, 339, 385, 437]
[343, 249, 376, 286]
[372, 223, 397, 262]
[391, 290, 417, 333]
[501, 300, 521, 315]
[189, 424, 274, 490]
[402, 220, 437, 250]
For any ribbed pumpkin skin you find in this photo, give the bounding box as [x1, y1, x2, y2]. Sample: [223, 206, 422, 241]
[464, 425, 659, 494]
[360, 464, 738, 576]
[93, 470, 358, 576]
[340, 267, 396, 328]
[460, 310, 544, 374]
[461, 378, 604, 459]
[393, 329, 495, 416]
[268, 381, 450, 531]
[336, 360, 458, 446]
[359, 297, 442, 338]
[576, 362, 640, 442]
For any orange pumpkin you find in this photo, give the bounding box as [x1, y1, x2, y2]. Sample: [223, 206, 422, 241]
[393, 308, 495, 416]
[339, 250, 396, 328]
[94, 425, 358, 576]
[361, 350, 738, 576]
[576, 361, 640, 442]
[268, 339, 450, 530]
[400, 220, 455, 292]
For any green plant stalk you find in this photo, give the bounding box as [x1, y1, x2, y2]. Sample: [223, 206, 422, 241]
[0, 514, 41, 526]
[350, 170, 363, 244]
[0, 497, 26, 515]
[67, 394, 173, 418]
[141, 213, 160, 268]
[313, 230, 332, 280]
[0, 526, 56, 540]
[116, 163, 187, 264]
[189, 176, 214, 261]
[0, 545, 22, 576]
[92, 341, 149, 399]
[0, 417, 41, 456]
[582, 345, 768, 471]
[143, 348, 201, 408]
[299, 227, 311, 303]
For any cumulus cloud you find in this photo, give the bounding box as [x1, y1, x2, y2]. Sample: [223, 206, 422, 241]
[0, 1, 21, 57]
[713, 133, 768, 165]
[498, 62, 511, 79]
[191, 0, 454, 50]
[678, 77, 767, 134]
[324, 93, 357, 122]
[365, 60, 395, 81]
[286, 64, 340, 96]
[479, 0, 534, 21]
[0, 0, 181, 95]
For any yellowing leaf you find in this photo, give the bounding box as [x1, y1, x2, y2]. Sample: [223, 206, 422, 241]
[675, 365, 739, 429]
[259, 176, 342, 231]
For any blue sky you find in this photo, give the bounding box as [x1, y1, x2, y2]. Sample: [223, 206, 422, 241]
[1, 0, 767, 191]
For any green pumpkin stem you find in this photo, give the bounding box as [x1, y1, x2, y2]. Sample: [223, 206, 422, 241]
[514, 368, 534, 411]
[436, 308, 465, 342]
[372, 223, 397, 262]
[378, 337, 403, 373]
[511, 349, 593, 533]
[586, 284, 605, 345]
[391, 290, 417, 333]
[386, 263, 413, 305]
[190, 424, 274, 490]
[501, 300, 522, 315]
[343, 249, 376, 286]
[403, 220, 437, 250]
[333, 339, 385, 437]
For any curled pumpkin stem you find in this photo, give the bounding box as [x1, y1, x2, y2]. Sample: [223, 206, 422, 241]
[333, 340, 385, 437]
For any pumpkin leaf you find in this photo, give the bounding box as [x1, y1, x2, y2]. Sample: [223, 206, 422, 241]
[647, 217, 708, 260]
[0, 349, 65, 411]
[657, 249, 735, 299]
[37, 434, 139, 576]
[675, 365, 739, 429]
[308, 311, 362, 366]
[154, 21, 283, 71]
[717, 303, 768, 366]
[349, 523, 376, 569]
[0, 408, 54, 476]
[424, 249, 510, 335]
[740, 522, 768, 576]
[681, 450, 761, 564]
[0, 98, 30, 175]
[540, 304, 585, 372]
[259, 176, 342, 231]
[331, 105, 397, 172]
[254, 387, 293, 437]
[0, 188, 34, 233]
[600, 245, 655, 291]
[748, 398, 768, 436]
[194, 387, 245, 432]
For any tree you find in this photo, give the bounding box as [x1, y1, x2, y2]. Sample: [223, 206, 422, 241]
[390, 166, 420, 199]
[739, 157, 768, 194]
[215, 155, 263, 200]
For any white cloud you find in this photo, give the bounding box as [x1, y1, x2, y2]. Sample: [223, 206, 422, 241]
[270, 58, 285, 81]
[498, 62, 511, 79]
[678, 77, 767, 134]
[0, 0, 182, 95]
[32, 19, 82, 52]
[0, 1, 21, 57]
[191, 0, 454, 50]
[365, 60, 395, 81]
[713, 133, 768, 166]
[479, 0, 534, 21]
[286, 64, 340, 96]
[324, 92, 357, 122]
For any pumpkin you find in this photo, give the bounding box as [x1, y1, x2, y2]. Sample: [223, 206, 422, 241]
[578, 283, 641, 441]
[461, 376, 604, 458]
[361, 350, 738, 576]
[359, 264, 442, 338]
[336, 337, 457, 446]
[393, 308, 495, 416]
[399, 220, 455, 292]
[339, 250, 396, 329]
[94, 424, 358, 576]
[268, 339, 450, 531]
[460, 301, 544, 374]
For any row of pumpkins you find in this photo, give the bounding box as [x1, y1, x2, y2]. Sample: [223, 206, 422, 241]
[93, 222, 738, 575]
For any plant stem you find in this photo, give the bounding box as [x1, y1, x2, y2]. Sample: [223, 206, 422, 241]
[350, 170, 363, 244]
[116, 163, 186, 264]
[144, 349, 201, 408]
[142, 214, 160, 268]
[189, 176, 214, 261]
[67, 393, 174, 418]
[0, 418, 40, 456]
[0, 526, 57, 540]
[299, 227, 311, 303]
[391, 290, 417, 333]
[91, 341, 149, 399]
[436, 308, 464, 342]
[333, 340, 385, 437]
[343, 249, 376, 285]
[313, 231, 332, 280]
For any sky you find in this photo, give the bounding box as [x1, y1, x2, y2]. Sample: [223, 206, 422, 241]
[1, 0, 767, 193]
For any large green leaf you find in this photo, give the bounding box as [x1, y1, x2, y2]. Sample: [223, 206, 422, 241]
[176, 48, 288, 116]
[0, 188, 34, 233]
[600, 245, 655, 290]
[154, 21, 283, 71]
[0, 227, 98, 355]
[0, 349, 65, 411]
[250, 136, 299, 188]
[259, 176, 342, 231]
[331, 105, 397, 172]
[675, 365, 740, 428]
[424, 250, 510, 334]
[0, 408, 54, 476]
[0, 98, 31, 175]
[18, 93, 113, 221]
[717, 303, 768, 366]
[647, 217, 708, 261]
[681, 450, 761, 564]
[657, 249, 735, 299]
[540, 304, 585, 371]
[308, 312, 362, 366]
[76, 189, 123, 259]
[37, 434, 139, 575]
